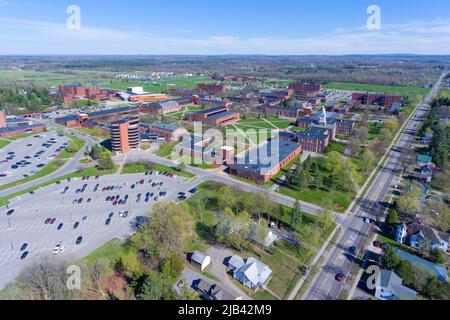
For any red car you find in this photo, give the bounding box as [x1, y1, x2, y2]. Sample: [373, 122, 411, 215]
[140, 179, 145, 185]
[50, 218, 56, 225]
[113, 201, 117, 206]
[169, 173, 174, 178]
[87, 198, 92, 203]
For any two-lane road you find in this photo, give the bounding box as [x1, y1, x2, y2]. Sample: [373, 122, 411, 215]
[302, 72, 447, 300]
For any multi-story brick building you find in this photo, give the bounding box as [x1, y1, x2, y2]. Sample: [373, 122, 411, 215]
[141, 122, 187, 142]
[197, 83, 226, 96]
[185, 106, 240, 126]
[263, 105, 304, 119]
[139, 100, 182, 115]
[0, 112, 46, 138]
[289, 83, 322, 97]
[55, 106, 139, 128]
[352, 92, 402, 108]
[110, 116, 140, 154]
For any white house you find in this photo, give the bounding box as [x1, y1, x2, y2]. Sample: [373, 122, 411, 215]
[230, 256, 272, 291]
[375, 270, 417, 301]
[190, 251, 211, 271]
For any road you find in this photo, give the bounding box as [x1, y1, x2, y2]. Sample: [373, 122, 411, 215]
[115, 151, 336, 218]
[302, 72, 447, 300]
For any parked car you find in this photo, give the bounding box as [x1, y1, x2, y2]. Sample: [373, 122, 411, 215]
[75, 236, 83, 245]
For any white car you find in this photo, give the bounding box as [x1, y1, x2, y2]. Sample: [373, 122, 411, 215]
[53, 245, 61, 254]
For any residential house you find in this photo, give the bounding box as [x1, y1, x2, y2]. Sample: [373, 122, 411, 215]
[229, 256, 273, 291]
[416, 154, 433, 167]
[374, 270, 417, 300]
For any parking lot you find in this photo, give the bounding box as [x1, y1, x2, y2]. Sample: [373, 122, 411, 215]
[0, 133, 69, 185]
[0, 171, 200, 288]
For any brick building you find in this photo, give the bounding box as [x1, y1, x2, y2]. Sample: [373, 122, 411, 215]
[55, 106, 139, 128]
[197, 83, 226, 96]
[139, 100, 182, 115]
[352, 92, 402, 108]
[228, 138, 302, 183]
[110, 116, 140, 154]
[185, 106, 240, 126]
[289, 83, 322, 97]
[141, 122, 187, 142]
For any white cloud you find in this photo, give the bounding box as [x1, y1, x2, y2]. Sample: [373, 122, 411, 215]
[0, 17, 449, 55]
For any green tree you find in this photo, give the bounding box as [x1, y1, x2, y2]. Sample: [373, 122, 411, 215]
[291, 200, 303, 227]
[97, 152, 115, 170]
[386, 209, 400, 226]
[91, 144, 102, 160]
[116, 252, 143, 279]
[161, 254, 184, 280]
[135, 272, 170, 300]
[66, 141, 79, 154]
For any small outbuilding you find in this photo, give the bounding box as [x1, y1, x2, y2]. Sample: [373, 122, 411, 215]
[190, 251, 211, 271]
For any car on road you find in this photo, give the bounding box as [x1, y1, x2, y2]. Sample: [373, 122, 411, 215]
[75, 236, 83, 245]
[50, 218, 56, 224]
[20, 251, 29, 260]
[87, 198, 92, 203]
[335, 273, 345, 282]
[20, 243, 28, 251]
[189, 188, 198, 194]
[108, 212, 114, 219]
[73, 222, 80, 230]
[6, 209, 15, 216]
[373, 240, 382, 248]
[105, 218, 111, 226]
[45, 218, 51, 224]
[57, 223, 64, 230]
[82, 215, 88, 221]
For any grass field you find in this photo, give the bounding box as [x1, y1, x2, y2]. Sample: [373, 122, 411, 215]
[156, 141, 179, 158]
[57, 134, 86, 159]
[228, 117, 294, 131]
[323, 82, 430, 96]
[278, 186, 353, 213]
[326, 142, 347, 154]
[5, 132, 39, 141]
[120, 161, 195, 178]
[0, 139, 11, 149]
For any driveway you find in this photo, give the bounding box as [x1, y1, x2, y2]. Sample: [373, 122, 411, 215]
[206, 246, 251, 300]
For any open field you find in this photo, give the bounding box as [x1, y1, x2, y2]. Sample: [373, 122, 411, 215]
[227, 117, 294, 132]
[156, 141, 179, 158]
[323, 82, 430, 96]
[0, 140, 11, 149]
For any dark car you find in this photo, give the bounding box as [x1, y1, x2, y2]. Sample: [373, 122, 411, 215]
[106, 196, 111, 201]
[20, 251, 29, 260]
[36, 164, 45, 168]
[189, 188, 198, 194]
[6, 209, 15, 216]
[57, 223, 64, 230]
[348, 246, 357, 254]
[73, 222, 80, 230]
[105, 218, 111, 226]
[335, 273, 345, 282]
[78, 198, 83, 204]
[45, 218, 52, 224]
[373, 240, 382, 248]
[20, 243, 28, 251]
[75, 236, 83, 245]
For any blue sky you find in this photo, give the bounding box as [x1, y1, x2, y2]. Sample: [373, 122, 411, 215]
[0, 0, 449, 54]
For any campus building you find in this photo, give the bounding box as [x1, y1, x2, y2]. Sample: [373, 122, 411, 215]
[139, 100, 183, 115]
[185, 106, 240, 126]
[117, 87, 168, 103]
[54, 85, 116, 103]
[0, 112, 46, 138]
[297, 108, 356, 137]
[141, 122, 187, 142]
[289, 83, 322, 97]
[228, 138, 302, 183]
[352, 92, 402, 109]
[197, 83, 226, 96]
[263, 105, 304, 119]
[110, 116, 140, 154]
[55, 106, 139, 128]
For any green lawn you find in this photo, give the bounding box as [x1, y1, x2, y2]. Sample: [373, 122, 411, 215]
[0, 139, 11, 149]
[229, 117, 293, 131]
[323, 82, 431, 96]
[367, 122, 385, 140]
[81, 238, 128, 265]
[120, 161, 195, 178]
[156, 141, 179, 158]
[57, 134, 86, 159]
[278, 185, 353, 213]
[326, 142, 347, 154]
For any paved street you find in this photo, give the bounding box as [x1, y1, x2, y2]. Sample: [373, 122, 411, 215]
[301, 72, 447, 300]
[0, 171, 199, 288]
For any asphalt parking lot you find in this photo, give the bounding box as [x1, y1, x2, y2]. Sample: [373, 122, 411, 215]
[0, 171, 200, 288]
[0, 133, 69, 185]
